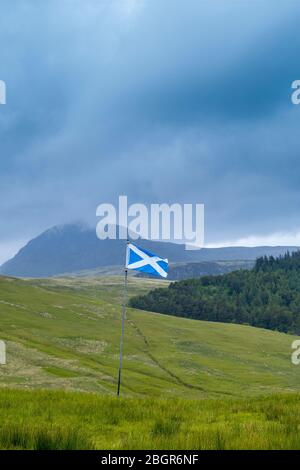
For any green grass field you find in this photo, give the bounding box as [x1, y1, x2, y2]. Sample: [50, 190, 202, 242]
[0, 275, 299, 398]
[0, 274, 300, 449]
[0, 389, 300, 449]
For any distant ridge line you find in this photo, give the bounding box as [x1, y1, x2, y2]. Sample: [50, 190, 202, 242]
[1, 223, 299, 278]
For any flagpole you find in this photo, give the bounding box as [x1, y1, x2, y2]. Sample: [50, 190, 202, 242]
[117, 240, 129, 397]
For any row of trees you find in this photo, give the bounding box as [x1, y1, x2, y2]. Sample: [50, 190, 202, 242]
[130, 251, 300, 333]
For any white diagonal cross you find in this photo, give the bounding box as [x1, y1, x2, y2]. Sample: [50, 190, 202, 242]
[126, 243, 168, 278]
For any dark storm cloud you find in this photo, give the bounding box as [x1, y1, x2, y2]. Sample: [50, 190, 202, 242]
[1, 0, 300, 261]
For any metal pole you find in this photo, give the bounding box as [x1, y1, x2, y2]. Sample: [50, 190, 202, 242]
[117, 245, 129, 396]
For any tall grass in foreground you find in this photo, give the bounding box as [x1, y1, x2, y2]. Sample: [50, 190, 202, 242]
[0, 389, 300, 449]
[0, 424, 93, 450]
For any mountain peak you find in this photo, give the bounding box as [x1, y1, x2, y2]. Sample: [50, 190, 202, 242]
[44, 222, 91, 236]
[1, 223, 299, 278]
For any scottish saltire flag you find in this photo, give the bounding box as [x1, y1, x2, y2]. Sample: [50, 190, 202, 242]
[126, 243, 168, 278]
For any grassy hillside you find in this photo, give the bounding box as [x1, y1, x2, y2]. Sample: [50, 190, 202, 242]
[1, 389, 300, 449]
[0, 275, 299, 398]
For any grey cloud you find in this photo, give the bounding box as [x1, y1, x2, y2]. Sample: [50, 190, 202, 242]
[0, 0, 300, 254]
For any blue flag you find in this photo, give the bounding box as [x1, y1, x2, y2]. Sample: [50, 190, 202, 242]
[126, 243, 168, 278]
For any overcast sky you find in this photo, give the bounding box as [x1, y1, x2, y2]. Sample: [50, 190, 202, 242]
[1, 0, 300, 263]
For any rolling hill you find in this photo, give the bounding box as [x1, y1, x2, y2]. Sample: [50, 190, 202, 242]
[0, 274, 299, 399]
[1, 274, 300, 449]
[148, 260, 254, 280]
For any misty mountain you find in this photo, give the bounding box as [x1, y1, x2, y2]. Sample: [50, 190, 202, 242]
[0, 223, 299, 278]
